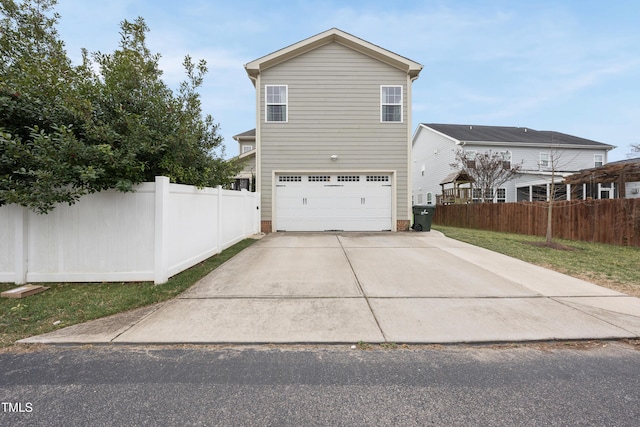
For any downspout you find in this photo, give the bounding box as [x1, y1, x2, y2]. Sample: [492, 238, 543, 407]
[249, 72, 262, 229]
[406, 73, 420, 229]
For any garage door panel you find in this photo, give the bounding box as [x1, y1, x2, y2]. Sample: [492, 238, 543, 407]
[275, 174, 392, 232]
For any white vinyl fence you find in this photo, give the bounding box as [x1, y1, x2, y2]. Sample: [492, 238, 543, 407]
[0, 177, 260, 285]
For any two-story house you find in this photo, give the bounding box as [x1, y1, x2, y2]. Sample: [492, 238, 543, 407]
[243, 28, 423, 232]
[412, 124, 615, 204]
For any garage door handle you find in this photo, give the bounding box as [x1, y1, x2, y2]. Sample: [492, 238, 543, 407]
[302, 197, 307, 205]
[361, 197, 365, 205]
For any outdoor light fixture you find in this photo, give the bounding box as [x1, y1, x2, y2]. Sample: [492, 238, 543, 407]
[330, 155, 339, 161]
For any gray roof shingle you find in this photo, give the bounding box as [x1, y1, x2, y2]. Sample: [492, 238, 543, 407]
[422, 124, 612, 147]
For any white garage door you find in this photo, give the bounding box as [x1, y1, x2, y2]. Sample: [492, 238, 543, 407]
[275, 173, 392, 231]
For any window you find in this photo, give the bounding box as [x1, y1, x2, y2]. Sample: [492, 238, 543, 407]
[381, 86, 402, 122]
[539, 152, 550, 169]
[426, 192, 433, 204]
[594, 154, 604, 167]
[242, 145, 254, 153]
[421, 164, 425, 177]
[473, 188, 494, 202]
[496, 188, 506, 203]
[266, 85, 287, 122]
[464, 150, 477, 168]
[501, 151, 512, 169]
[308, 175, 330, 182]
[278, 175, 301, 182]
[337, 176, 360, 182]
[366, 175, 390, 182]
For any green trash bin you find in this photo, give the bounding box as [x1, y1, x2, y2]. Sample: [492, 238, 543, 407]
[412, 205, 435, 232]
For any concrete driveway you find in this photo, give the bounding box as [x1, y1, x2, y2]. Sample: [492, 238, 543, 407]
[21, 232, 640, 345]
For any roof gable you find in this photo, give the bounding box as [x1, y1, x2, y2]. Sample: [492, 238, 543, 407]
[244, 28, 423, 82]
[421, 124, 613, 149]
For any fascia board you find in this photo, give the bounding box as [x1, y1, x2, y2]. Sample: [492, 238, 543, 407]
[461, 141, 615, 150]
[244, 28, 422, 78]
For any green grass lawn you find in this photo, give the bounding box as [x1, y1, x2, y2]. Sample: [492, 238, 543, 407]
[434, 226, 640, 298]
[0, 239, 256, 348]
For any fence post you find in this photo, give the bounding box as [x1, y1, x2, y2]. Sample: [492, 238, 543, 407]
[217, 185, 223, 252]
[14, 205, 28, 284]
[241, 189, 248, 238]
[154, 176, 170, 284]
[255, 192, 261, 234]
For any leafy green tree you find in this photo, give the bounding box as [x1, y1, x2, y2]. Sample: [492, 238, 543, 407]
[1, 0, 108, 212]
[1, 0, 240, 214]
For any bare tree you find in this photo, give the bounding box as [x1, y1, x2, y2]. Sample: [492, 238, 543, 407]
[450, 149, 522, 203]
[542, 148, 580, 245]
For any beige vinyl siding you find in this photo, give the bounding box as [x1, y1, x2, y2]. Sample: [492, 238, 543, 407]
[236, 154, 255, 179]
[259, 42, 410, 221]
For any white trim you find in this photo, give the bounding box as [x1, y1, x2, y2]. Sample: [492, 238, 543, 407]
[594, 153, 604, 167]
[256, 74, 262, 211]
[265, 84, 288, 123]
[244, 28, 423, 79]
[380, 85, 403, 123]
[539, 152, 550, 169]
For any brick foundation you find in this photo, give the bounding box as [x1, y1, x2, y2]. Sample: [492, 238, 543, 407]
[261, 220, 272, 234]
[396, 220, 410, 231]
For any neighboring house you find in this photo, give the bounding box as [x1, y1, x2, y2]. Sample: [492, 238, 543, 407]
[412, 124, 615, 204]
[563, 157, 640, 199]
[231, 129, 256, 191]
[243, 28, 423, 232]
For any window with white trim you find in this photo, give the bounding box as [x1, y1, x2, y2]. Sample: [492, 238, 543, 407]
[381, 86, 402, 122]
[501, 151, 512, 169]
[464, 150, 477, 168]
[242, 145, 254, 153]
[539, 152, 550, 169]
[496, 188, 506, 203]
[594, 154, 603, 167]
[266, 85, 287, 122]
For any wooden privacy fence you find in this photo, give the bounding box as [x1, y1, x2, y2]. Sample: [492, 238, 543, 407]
[432, 198, 640, 247]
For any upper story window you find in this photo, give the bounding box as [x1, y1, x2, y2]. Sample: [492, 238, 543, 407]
[539, 152, 550, 169]
[464, 150, 477, 168]
[381, 86, 402, 122]
[266, 85, 287, 122]
[594, 154, 604, 167]
[501, 151, 512, 169]
[242, 145, 254, 153]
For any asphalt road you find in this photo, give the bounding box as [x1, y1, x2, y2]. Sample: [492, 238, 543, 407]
[1, 342, 639, 426]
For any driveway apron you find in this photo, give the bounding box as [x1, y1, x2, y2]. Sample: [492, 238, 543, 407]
[19, 232, 640, 345]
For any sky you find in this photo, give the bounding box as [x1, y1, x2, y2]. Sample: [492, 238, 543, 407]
[53, 0, 640, 161]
